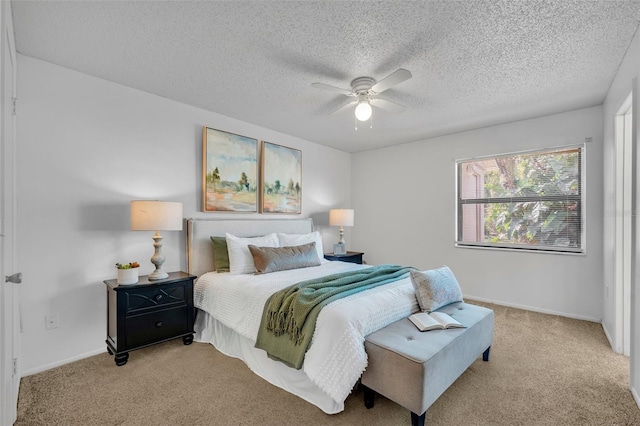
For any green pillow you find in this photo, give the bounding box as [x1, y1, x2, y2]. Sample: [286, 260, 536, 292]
[210, 236, 230, 272]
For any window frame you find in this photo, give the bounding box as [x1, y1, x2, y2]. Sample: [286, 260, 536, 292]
[454, 145, 586, 255]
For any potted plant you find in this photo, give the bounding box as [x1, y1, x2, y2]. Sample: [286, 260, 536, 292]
[116, 262, 140, 285]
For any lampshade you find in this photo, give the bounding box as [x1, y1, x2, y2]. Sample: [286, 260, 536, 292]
[329, 209, 354, 227]
[130, 201, 183, 231]
[354, 101, 372, 121]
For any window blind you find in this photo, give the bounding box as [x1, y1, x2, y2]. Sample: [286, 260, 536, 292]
[456, 146, 584, 253]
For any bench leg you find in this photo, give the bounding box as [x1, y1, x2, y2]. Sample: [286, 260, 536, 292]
[483, 346, 491, 361]
[411, 411, 426, 426]
[363, 385, 375, 409]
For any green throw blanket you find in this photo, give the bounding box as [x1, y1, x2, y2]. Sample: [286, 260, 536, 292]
[254, 264, 413, 369]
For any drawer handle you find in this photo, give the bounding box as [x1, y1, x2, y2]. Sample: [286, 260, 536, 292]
[154, 295, 163, 301]
[155, 321, 163, 327]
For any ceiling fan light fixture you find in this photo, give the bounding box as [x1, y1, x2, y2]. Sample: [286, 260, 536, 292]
[312, 68, 411, 124]
[355, 100, 372, 121]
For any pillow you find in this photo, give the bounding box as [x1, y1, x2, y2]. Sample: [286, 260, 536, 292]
[209, 236, 230, 272]
[248, 242, 321, 274]
[410, 266, 464, 312]
[277, 231, 324, 261]
[226, 232, 279, 274]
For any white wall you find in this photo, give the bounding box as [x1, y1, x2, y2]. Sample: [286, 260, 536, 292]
[602, 27, 640, 407]
[17, 55, 351, 374]
[352, 106, 603, 321]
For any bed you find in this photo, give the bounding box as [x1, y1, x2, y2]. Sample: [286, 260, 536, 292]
[187, 218, 419, 414]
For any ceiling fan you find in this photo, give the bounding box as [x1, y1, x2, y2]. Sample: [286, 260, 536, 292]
[311, 68, 412, 122]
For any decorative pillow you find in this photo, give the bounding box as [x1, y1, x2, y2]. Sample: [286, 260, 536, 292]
[277, 231, 324, 261]
[225, 233, 279, 274]
[209, 236, 230, 272]
[248, 242, 321, 274]
[410, 266, 464, 312]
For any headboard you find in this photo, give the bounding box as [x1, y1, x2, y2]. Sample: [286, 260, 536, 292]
[186, 218, 314, 277]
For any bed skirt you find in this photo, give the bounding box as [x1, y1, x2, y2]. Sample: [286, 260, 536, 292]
[194, 310, 344, 414]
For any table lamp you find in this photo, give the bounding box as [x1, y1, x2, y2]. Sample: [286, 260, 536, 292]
[130, 200, 183, 280]
[329, 209, 354, 254]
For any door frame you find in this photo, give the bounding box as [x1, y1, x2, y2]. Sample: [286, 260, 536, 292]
[0, 0, 18, 423]
[614, 92, 633, 355]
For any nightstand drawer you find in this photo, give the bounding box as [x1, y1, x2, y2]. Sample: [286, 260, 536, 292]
[125, 284, 186, 313]
[125, 306, 189, 348]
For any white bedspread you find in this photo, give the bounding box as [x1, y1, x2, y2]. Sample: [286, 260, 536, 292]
[194, 261, 419, 407]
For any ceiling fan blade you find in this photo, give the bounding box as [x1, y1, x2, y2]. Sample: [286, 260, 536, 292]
[329, 99, 357, 115]
[372, 98, 406, 113]
[371, 68, 412, 94]
[311, 82, 353, 96]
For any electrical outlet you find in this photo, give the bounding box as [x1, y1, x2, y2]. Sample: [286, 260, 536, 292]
[45, 314, 58, 330]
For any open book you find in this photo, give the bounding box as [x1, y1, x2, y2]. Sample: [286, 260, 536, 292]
[408, 311, 465, 331]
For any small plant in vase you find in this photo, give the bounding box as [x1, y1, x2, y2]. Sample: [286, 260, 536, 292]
[116, 262, 140, 270]
[116, 262, 140, 285]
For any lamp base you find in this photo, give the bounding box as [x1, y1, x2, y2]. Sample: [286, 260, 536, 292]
[148, 232, 168, 281]
[148, 269, 169, 281]
[337, 226, 345, 245]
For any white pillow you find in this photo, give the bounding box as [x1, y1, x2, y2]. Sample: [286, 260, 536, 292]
[226, 232, 279, 274]
[277, 232, 324, 261]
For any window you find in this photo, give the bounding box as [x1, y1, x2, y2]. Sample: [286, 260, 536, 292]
[456, 146, 584, 254]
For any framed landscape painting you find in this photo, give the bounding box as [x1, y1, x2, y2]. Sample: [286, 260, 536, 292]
[261, 141, 302, 214]
[202, 127, 258, 212]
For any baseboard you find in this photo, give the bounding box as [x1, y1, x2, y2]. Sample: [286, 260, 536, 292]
[21, 347, 106, 378]
[465, 295, 601, 323]
[631, 385, 640, 410]
[601, 322, 617, 352]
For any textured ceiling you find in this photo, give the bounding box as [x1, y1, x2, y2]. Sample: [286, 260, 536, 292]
[11, 0, 640, 153]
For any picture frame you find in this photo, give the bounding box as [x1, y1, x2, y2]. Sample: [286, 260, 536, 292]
[202, 127, 258, 212]
[333, 243, 346, 255]
[261, 141, 302, 214]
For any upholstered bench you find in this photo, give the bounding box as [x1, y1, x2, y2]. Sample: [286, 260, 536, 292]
[361, 302, 494, 426]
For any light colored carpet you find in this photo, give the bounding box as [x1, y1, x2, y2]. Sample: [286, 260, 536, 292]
[15, 302, 640, 425]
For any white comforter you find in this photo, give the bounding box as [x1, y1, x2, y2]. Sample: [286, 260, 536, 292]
[194, 260, 419, 405]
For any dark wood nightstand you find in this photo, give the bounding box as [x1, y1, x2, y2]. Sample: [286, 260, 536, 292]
[104, 271, 196, 366]
[324, 251, 364, 264]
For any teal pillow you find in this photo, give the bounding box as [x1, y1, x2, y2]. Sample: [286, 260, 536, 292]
[410, 266, 463, 312]
[210, 236, 230, 272]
